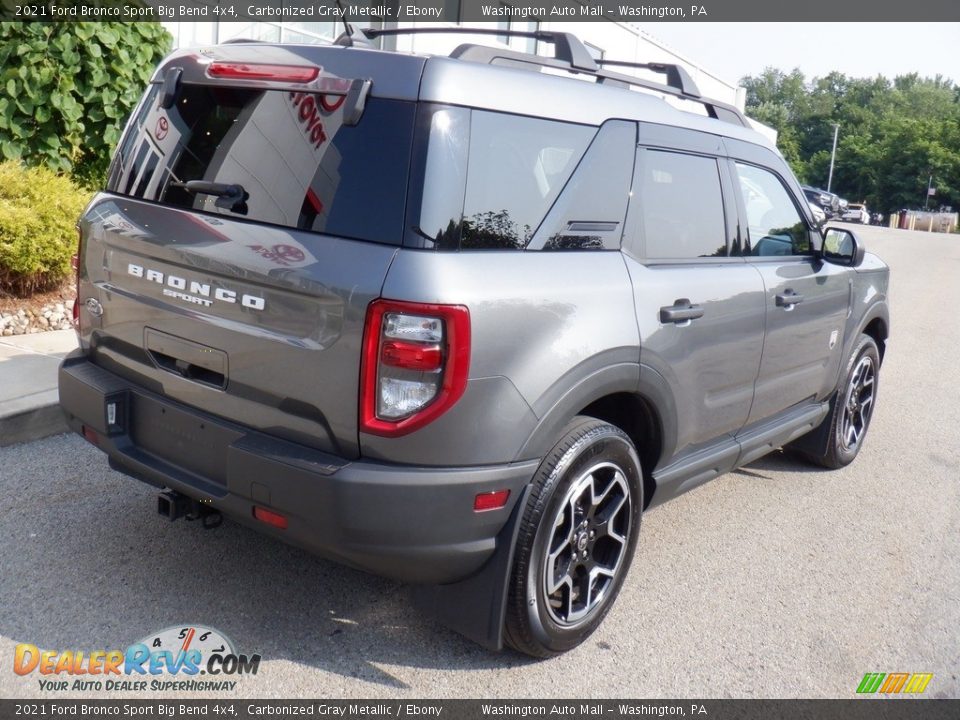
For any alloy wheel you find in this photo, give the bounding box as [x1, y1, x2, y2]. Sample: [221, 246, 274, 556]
[542, 462, 632, 627]
[840, 354, 876, 451]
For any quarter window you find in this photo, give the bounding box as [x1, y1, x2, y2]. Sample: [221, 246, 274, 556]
[459, 112, 594, 250]
[635, 150, 727, 259]
[530, 120, 635, 251]
[734, 163, 810, 256]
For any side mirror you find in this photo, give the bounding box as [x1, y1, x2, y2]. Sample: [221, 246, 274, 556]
[821, 227, 865, 267]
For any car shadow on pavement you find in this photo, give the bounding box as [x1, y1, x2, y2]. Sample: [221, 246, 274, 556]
[0, 437, 538, 695]
[738, 449, 834, 477]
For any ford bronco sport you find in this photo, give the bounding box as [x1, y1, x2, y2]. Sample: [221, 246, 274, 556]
[59, 27, 890, 657]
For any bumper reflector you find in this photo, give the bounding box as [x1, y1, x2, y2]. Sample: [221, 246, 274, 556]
[81, 425, 100, 447]
[474, 489, 510, 512]
[253, 506, 288, 529]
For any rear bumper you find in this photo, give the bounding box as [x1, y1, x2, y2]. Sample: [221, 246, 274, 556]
[58, 353, 537, 584]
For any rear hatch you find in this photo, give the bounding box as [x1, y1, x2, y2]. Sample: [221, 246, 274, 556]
[77, 44, 425, 458]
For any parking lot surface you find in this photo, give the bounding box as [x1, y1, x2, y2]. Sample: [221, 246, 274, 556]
[1, 224, 958, 699]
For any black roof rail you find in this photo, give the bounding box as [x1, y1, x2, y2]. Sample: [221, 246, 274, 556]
[333, 25, 748, 129]
[596, 60, 701, 98]
[362, 27, 598, 71]
[446, 43, 750, 129]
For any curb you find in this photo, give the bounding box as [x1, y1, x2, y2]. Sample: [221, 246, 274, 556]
[0, 401, 68, 448]
[0, 329, 77, 448]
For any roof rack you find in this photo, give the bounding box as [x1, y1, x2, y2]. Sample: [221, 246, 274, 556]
[455, 46, 748, 128]
[352, 26, 748, 128]
[362, 27, 598, 71]
[595, 60, 700, 98]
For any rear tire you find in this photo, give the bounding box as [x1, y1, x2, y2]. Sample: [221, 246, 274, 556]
[801, 334, 880, 469]
[504, 417, 642, 658]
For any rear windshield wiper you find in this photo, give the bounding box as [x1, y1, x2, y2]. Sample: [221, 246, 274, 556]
[171, 180, 248, 215]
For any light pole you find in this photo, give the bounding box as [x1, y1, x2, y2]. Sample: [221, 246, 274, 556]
[924, 173, 933, 210]
[826, 123, 839, 193]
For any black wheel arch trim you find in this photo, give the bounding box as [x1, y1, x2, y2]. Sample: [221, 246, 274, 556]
[515, 361, 678, 489]
[856, 300, 890, 362]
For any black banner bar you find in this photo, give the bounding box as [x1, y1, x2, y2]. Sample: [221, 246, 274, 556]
[2, 0, 960, 22]
[1, 700, 959, 720]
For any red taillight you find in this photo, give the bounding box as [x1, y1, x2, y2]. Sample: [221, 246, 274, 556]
[474, 490, 511, 512]
[253, 506, 288, 530]
[207, 62, 319, 83]
[360, 299, 470, 437]
[380, 340, 442, 371]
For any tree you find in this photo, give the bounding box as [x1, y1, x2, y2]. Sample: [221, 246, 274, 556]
[0, 21, 171, 186]
[742, 67, 960, 214]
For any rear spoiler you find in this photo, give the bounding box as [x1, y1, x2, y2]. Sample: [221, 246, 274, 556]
[151, 47, 373, 126]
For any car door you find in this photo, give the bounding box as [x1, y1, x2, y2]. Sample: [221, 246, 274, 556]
[622, 127, 767, 466]
[728, 156, 850, 425]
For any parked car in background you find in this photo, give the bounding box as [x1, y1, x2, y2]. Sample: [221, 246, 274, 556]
[803, 185, 841, 217]
[808, 202, 827, 227]
[837, 196, 849, 213]
[842, 204, 870, 224]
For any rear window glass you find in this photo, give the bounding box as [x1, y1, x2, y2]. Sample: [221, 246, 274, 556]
[108, 84, 415, 245]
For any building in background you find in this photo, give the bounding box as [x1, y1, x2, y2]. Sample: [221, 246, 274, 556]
[162, 18, 775, 140]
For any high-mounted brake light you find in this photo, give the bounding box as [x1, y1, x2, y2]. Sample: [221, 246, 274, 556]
[207, 62, 319, 83]
[360, 299, 470, 437]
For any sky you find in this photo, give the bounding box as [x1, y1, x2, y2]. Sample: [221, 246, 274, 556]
[643, 23, 960, 86]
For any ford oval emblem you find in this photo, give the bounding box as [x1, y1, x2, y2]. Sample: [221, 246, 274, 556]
[84, 298, 103, 317]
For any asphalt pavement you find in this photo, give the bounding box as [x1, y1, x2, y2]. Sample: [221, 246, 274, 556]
[1, 224, 957, 699]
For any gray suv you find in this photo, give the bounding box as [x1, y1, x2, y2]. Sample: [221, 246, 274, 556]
[58, 29, 889, 657]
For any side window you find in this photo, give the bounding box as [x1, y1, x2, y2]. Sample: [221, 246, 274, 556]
[734, 162, 810, 256]
[459, 112, 594, 250]
[635, 149, 728, 259]
[528, 120, 636, 251]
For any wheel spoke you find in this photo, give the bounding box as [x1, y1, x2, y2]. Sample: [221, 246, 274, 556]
[845, 422, 858, 447]
[547, 563, 574, 598]
[546, 544, 571, 593]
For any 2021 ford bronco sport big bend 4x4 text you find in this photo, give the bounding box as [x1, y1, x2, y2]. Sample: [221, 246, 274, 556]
[59, 27, 889, 657]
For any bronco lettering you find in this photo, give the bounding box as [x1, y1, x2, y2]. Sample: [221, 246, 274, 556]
[127, 263, 265, 311]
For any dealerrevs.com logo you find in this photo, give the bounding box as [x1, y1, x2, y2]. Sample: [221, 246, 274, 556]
[13, 625, 261, 693]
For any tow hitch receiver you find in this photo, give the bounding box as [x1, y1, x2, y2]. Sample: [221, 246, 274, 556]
[157, 490, 222, 529]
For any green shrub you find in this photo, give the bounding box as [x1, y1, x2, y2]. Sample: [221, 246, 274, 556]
[0, 161, 90, 297]
[0, 21, 171, 188]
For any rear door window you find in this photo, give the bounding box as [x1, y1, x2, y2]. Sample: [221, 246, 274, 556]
[633, 149, 728, 259]
[108, 83, 415, 245]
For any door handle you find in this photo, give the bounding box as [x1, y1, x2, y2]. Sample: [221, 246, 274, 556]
[775, 290, 805, 308]
[660, 299, 705, 324]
